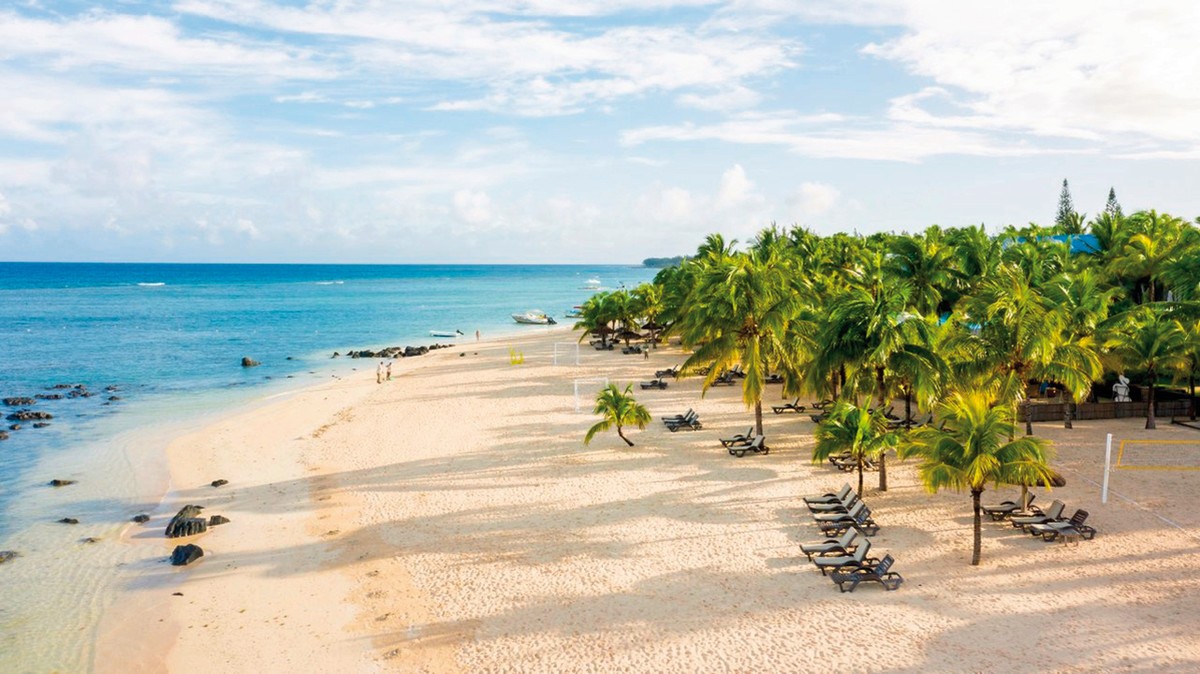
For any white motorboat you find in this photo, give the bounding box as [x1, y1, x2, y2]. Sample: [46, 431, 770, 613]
[579, 278, 602, 290]
[429, 329, 464, 338]
[512, 310, 556, 325]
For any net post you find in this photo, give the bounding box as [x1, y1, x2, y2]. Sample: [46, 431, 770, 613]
[1102, 433, 1113, 504]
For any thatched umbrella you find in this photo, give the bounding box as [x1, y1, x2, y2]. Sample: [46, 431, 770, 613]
[641, 320, 665, 348]
[616, 329, 643, 346]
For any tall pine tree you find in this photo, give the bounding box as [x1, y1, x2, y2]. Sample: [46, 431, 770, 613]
[1105, 187, 1123, 218]
[1055, 179, 1075, 229]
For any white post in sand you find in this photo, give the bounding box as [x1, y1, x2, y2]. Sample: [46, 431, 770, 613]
[1101, 433, 1113, 504]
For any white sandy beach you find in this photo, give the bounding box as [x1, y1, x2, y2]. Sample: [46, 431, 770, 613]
[96, 328, 1200, 673]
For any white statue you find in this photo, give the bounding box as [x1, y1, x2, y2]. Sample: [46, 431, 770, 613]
[1113, 374, 1131, 402]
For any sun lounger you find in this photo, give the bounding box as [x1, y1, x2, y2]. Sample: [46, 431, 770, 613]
[666, 411, 702, 432]
[661, 408, 694, 423]
[807, 491, 859, 513]
[831, 554, 903, 592]
[771, 399, 805, 414]
[712, 371, 736, 386]
[1030, 509, 1093, 541]
[813, 500, 868, 523]
[804, 483, 853, 506]
[1011, 500, 1065, 531]
[982, 491, 1036, 521]
[720, 427, 755, 448]
[812, 538, 874, 576]
[810, 412, 829, 423]
[655, 365, 680, 379]
[765, 373, 784, 384]
[817, 504, 880, 537]
[729, 435, 767, 456]
[800, 528, 859, 562]
[640, 378, 669, 390]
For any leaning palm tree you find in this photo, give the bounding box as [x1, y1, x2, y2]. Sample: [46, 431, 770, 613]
[812, 402, 896, 496]
[898, 391, 1056, 566]
[583, 384, 652, 447]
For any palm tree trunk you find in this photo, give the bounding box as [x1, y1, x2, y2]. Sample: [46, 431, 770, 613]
[1024, 399, 1033, 436]
[1146, 373, 1157, 430]
[878, 451, 888, 492]
[616, 426, 634, 447]
[904, 387, 912, 427]
[754, 400, 764, 436]
[831, 372, 839, 399]
[971, 488, 983, 566]
[1190, 369, 1196, 421]
[856, 455, 864, 496]
[1064, 398, 1073, 430]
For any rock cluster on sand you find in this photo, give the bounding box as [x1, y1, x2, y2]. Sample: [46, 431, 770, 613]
[211, 479, 229, 487]
[208, 515, 230, 526]
[165, 505, 208, 538]
[171, 544, 204, 566]
[339, 343, 453, 359]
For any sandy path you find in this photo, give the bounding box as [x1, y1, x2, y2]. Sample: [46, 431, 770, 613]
[98, 329, 1200, 672]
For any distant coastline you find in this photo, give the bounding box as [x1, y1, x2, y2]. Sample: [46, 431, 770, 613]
[642, 256, 686, 268]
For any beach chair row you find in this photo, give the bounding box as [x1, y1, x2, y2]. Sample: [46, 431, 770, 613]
[718, 427, 768, 457]
[981, 494, 1098, 543]
[799, 484, 902, 592]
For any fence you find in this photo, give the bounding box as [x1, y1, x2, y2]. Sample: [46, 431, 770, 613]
[1025, 399, 1195, 423]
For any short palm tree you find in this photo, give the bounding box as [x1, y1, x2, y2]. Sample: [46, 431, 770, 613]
[1103, 307, 1187, 429]
[898, 391, 1056, 566]
[583, 384, 652, 447]
[812, 402, 896, 496]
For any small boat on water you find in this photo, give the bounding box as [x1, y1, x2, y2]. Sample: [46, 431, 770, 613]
[564, 306, 584, 318]
[579, 278, 602, 291]
[429, 329, 464, 338]
[512, 310, 556, 325]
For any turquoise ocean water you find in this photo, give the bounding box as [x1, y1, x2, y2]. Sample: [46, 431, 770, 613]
[0, 262, 655, 670]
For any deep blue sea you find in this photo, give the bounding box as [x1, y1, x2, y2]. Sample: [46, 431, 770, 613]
[0, 262, 655, 671]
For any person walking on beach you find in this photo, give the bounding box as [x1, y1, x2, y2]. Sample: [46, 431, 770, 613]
[475, 329, 480, 342]
[376, 361, 384, 384]
[386, 361, 393, 381]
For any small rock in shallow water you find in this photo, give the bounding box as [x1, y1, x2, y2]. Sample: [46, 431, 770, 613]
[49, 479, 77, 487]
[3, 397, 35, 406]
[8, 424, 19, 431]
[58, 517, 79, 524]
[35, 393, 63, 400]
[82, 537, 99, 544]
[211, 479, 228, 488]
[208, 515, 230, 526]
[241, 357, 260, 367]
[33, 422, 49, 428]
[170, 544, 204, 566]
[0, 431, 8, 441]
[132, 514, 150, 524]
[0, 550, 18, 564]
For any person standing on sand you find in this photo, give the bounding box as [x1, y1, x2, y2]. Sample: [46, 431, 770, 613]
[376, 362, 384, 384]
[386, 361, 393, 381]
[475, 329, 480, 342]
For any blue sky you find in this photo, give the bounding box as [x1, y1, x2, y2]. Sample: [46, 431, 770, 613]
[1, 1, 1198, 263]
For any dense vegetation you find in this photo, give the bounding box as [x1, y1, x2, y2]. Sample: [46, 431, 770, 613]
[642, 256, 687, 268]
[577, 198, 1200, 564]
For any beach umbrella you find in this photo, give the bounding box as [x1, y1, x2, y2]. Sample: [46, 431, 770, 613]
[641, 320, 664, 332]
[617, 329, 643, 344]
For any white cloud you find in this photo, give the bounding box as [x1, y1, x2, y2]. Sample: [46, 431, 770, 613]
[715, 164, 757, 210]
[452, 189, 493, 226]
[787, 182, 840, 221]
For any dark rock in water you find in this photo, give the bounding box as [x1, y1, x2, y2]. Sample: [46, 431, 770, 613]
[58, 517, 79, 524]
[208, 515, 230, 526]
[82, 537, 99, 544]
[35, 393, 63, 401]
[9, 424, 20, 431]
[7, 410, 53, 422]
[3, 397, 35, 406]
[105, 385, 120, 392]
[165, 505, 207, 537]
[66, 388, 93, 399]
[49, 383, 77, 390]
[49, 479, 77, 487]
[286, 356, 294, 360]
[241, 357, 260, 367]
[107, 396, 122, 401]
[0, 550, 17, 564]
[332, 352, 340, 358]
[211, 479, 228, 488]
[33, 422, 49, 428]
[0, 431, 8, 441]
[132, 514, 151, 523]
[170, 544, 204, 566]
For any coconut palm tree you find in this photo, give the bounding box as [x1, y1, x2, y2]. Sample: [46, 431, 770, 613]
[898, 391, 1056, 565]
[583, 384, 652, 447]
[1042, 268, 1116, 427]
[676, 247, 797, 436]
[1103, 306, 1188, 429]
[812, 402, 897, 496]
[573, 291, 617, 348]
[1110, 210, 1189, 303]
